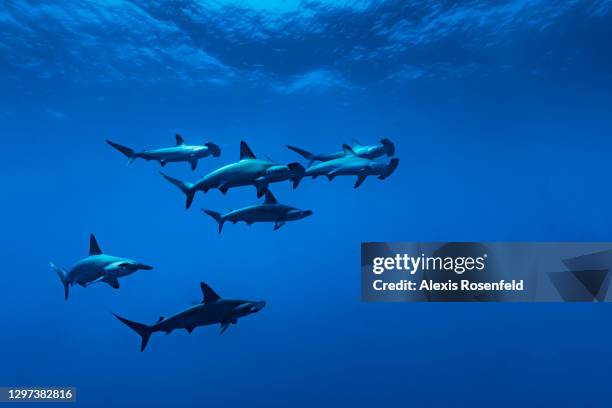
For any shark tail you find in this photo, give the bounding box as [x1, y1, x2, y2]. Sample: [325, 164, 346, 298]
[106, 140, 137, 164]
[113, 313, 153, 352]
[202, 209, 225, 234]
[50, 262, 69, 301]
[287, 145, 316, 166]
[205, 142, 221, 157]
[380, 138, 395, 157]
[160, 172, 196, 209]
[379, 158, 399, 180]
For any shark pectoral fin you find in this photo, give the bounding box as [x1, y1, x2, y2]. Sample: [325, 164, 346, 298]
[354, 175, 367, 188]
[159, 160, 167, 167]
[103, 277, 120, 289]
[273, 220, 286, 230]
[327, 169, 339, 181]
[93, 272, 121, 288]
[219, 321, 230, 334]
[254, 180, 268, 198]
[189, 159, 197, 170]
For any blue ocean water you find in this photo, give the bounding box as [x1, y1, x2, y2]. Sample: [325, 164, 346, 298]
[1, 1, 612, 406]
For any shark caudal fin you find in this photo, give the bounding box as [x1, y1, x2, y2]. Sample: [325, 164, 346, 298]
[202, 209, 225, 234]
[50, 262, 69, 301]
[106, 140, 137, 164]
[160, 172, 196, 209]
[113, 313, 153, 352]
[287, 145, 317, 166]
[205, 142, 221, 157]
[379, 158, 399, 180]
[380, 138, 395, 157]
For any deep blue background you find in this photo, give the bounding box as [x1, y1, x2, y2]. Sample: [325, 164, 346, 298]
[1, 1, 612, 406]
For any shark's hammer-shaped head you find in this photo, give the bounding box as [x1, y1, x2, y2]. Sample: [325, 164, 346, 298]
[104, 259, 153, 277]
[219, 300, 266, 334]
[285, 209, 313, 221]
[232, 301, 267, 318]
[380, 138, 395, 157]
[262, 162, 305, 181]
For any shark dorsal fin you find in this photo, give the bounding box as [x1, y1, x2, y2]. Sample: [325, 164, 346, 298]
[175, 134, 185, 146]
[264, 190, 278, 204]
[89, 234, 103, 255]
[200, 282, 221, 304]
[342, 144, 357, 156]
[240, 141, 256, 160]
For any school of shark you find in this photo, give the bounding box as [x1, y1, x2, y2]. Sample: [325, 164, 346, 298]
[51, 135, 399, 350]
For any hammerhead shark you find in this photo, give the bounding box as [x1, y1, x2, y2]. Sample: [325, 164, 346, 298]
[113, 282, 266, 351]
[305, 145, 399, 188]
[287, 138, 395, 166]
[50, 234, 153, 300]
[106, 134, 221, 170]
[161, 141, 304, 209]
[202, 190, 312, 233]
